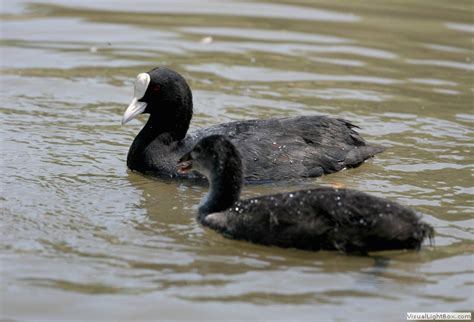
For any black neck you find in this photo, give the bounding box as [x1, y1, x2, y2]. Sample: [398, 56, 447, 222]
[144, 105, 190, 140]
[130, 103, 191, 146]
[126, 111, 190, 170]
[198, 159, 243, 219]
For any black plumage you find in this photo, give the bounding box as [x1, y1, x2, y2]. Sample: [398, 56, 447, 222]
[122, 67, 384, 182]
[178, 135, 434, 253]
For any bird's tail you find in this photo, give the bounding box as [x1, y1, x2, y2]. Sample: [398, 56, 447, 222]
[345, 144, 386, 168]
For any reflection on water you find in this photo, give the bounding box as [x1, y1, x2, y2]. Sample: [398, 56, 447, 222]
[1, 0, 473, 320]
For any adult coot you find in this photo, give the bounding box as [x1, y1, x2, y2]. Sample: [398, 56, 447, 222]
[177, 135, 434, 253]
[122, 67, 384, 182]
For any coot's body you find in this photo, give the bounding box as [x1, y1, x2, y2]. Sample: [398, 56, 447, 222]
[129, 115, 382, 181]
[178, 135, 434, 253]
[122, 67, 384, 182]
[202, 188, 432, 253]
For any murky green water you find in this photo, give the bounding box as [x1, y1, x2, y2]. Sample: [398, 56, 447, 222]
[1, 1, 473, 320]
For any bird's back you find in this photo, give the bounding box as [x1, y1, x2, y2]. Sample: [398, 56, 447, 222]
[203, 187, 433, 253]
[186, 115, 384, 181]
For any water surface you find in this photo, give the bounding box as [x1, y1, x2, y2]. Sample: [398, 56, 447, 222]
[1, 0, 473, 321]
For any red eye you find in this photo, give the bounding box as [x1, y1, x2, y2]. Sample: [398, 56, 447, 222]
[153, 84, 161, 92]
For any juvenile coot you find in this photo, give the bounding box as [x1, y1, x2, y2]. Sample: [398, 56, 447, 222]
[177, 135, 434, 253]
[122, 67, 384, 182]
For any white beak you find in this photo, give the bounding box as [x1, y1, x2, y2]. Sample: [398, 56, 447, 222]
[121, 72, 151, 125]
[122, 98, 147, 124]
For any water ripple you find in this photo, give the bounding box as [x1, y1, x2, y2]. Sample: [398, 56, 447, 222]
[186, 64, 399, 84]
[39, 0, 361, 22]
[181, 27, 352, 44]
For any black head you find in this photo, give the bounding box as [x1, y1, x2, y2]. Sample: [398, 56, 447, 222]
[178, 135, 243, 215]
[177, 135, 243, 182]
[121, 67, 193, 139]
